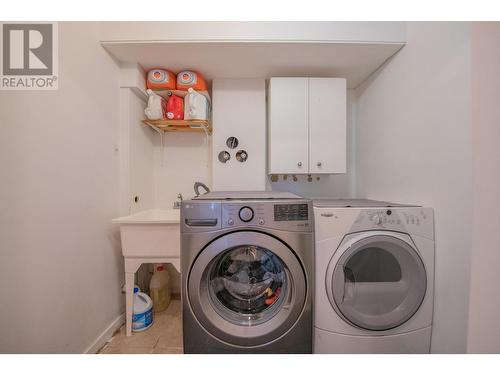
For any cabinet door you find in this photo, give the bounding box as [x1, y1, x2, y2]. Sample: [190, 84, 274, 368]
[268, 78, 309, 174]
[308, 78, 346, 174]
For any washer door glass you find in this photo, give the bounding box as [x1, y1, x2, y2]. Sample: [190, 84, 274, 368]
[188, 231, 307, 347]
[209, 245, 287, 325]
[328, 235, 426, 331]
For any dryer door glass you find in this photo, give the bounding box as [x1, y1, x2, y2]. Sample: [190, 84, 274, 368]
[330, 235, 426, 331]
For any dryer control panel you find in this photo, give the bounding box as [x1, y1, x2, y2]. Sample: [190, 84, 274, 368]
[365, 209, 429, 228]
[350, 207, 434, 239]
[367, 209, 403, 226]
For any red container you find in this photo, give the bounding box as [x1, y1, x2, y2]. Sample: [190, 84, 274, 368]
[166, 95, 184, 120]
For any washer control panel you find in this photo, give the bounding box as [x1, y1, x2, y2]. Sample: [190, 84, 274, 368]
[222, 200, 312, 232]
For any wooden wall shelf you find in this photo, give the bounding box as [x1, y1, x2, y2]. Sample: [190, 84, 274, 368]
[142, 119, 212, 135]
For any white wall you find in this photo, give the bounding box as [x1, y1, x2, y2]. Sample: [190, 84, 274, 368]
[154, 132, 212, 207]
[467, 22, 500, 353]
[212, 79, 266, 191]
[355, 23, 473, 353]
[0, 22, 123, 353]
[123, 89, 155, 214]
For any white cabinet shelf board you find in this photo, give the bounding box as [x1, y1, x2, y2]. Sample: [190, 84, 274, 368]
[102, 41, 404, 89]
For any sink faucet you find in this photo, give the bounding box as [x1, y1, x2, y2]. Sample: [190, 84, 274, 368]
[194, 182, 210, 197]
[173, 193, 183, 209]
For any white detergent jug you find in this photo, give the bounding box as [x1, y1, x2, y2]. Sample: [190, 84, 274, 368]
[132, 287, 154, 332]
[149, 264, 171, 313]
[184, 88, 209, 120]
[144, 89, 166, 120]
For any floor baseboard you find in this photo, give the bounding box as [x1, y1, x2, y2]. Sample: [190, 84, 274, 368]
[84, 313, 125, 354]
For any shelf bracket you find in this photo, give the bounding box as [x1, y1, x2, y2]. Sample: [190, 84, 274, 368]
[142, 119, 212, 168]
[148, 123, 165, 168]
[160, 131, 164, 167]
[144, 122, 165, 167]
[148, 123, 163, 135]
[201, 124, 209, 137]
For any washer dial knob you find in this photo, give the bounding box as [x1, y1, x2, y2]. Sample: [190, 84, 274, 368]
[374, 215, 383, 225]
[239, 207, 254, 222]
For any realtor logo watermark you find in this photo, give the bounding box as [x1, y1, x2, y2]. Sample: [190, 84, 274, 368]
[0, 22, 58, 90]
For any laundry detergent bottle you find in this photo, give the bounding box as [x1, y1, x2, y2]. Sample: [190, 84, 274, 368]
[184, 88, 209, 120]
[166, 94, 184, 120]
[149, 264, 171, 313]
[132, 287, 154, 332]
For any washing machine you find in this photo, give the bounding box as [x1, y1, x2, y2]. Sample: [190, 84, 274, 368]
[313, 199, 434, 353]
[181, 191, 314, 353]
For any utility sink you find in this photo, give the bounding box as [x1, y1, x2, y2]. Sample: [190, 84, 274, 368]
[112, 208, 181, 336]
[112, 209, 181, 267]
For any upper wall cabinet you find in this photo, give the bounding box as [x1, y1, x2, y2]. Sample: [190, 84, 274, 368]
[309, 78, 347, 174]
[268, 77, 346, 175]
[268, 78, 310, 174]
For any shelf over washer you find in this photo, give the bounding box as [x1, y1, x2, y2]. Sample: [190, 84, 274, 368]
[142, 119, 212, 135]
[102, 40, 404, 89]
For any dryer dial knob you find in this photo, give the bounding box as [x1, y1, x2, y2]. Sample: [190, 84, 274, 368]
[374, 215, 382, 225]
[239, 207, 254, 222]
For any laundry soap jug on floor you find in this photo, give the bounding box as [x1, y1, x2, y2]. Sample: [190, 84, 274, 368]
[149, 264, 171, 313]
[132, 288, 154, 332]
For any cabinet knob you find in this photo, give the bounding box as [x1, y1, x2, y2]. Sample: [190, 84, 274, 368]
[297, 162, 303, 167]
[317, 162, 322, 167]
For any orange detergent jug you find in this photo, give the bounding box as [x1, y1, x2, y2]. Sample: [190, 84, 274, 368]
[166, 94, 184, 120]
[176, 70, 207, 91]
[147, 68, 176, 90]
